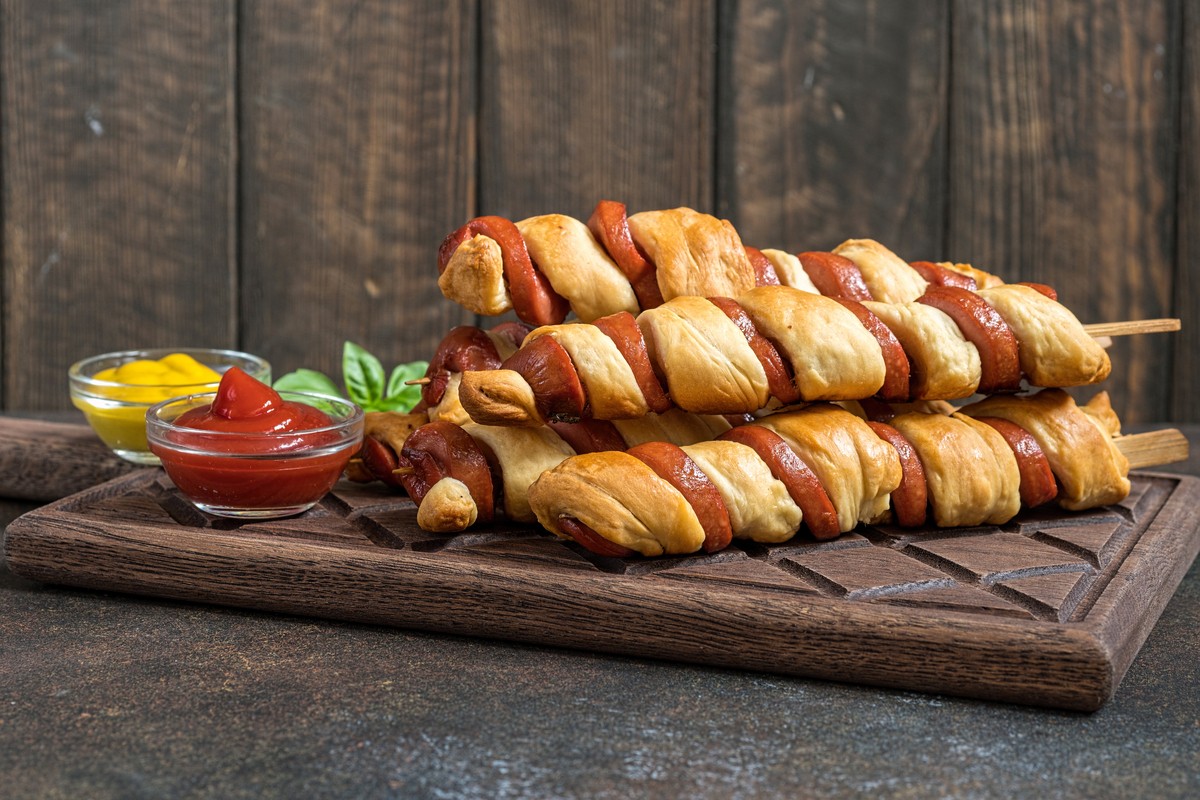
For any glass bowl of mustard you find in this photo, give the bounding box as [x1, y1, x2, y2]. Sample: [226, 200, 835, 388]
[69, 348, 272, 465]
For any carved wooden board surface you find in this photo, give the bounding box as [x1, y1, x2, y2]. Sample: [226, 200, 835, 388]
[6, 469, 1199, 711]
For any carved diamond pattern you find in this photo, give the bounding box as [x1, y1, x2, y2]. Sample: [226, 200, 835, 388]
[119, 473, 1178, 624]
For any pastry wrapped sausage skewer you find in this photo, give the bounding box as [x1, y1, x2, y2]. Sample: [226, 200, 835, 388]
[371, 389, 1183, 558]
[347, 321, 531, 487]
[457, 285, 1111, 427]
[386, 409, 740, 533]
[438, 199, 1066, 326]
[438, 203, 757, 325]
[529, 390, 1147, 557]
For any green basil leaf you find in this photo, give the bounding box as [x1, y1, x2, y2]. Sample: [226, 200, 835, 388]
[373, 391, 422, 413]
[272, 369, 343, 397]
[385, 360, 429, 400]
[343, 341, 386, 407]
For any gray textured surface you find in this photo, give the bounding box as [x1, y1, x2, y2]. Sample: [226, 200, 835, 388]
[2, 429, 1198, 799]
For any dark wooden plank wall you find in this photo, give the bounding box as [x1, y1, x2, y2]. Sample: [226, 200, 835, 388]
[1, 0, 1193, 423]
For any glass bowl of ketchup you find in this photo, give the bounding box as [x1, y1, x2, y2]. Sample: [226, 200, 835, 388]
[146, 366, 364, 519]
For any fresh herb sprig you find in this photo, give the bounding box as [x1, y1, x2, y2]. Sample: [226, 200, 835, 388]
[273, 341, 428, 413]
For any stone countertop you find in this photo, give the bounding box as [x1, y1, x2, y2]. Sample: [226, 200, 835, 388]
[1, 420, 1197, 799]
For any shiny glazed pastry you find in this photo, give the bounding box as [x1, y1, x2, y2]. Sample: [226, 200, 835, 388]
[435, 199, 1064, 327]
[455, 285, 1109, 426]
[528, 391, 1130, 557]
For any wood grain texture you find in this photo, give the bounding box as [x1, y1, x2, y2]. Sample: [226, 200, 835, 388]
[5, 470, 1196, 711]
[1, 0, 236, 409]
[239, 0, 477, 379]
[478, 0, 716, 221]
[948, 1, 1178, 423]
[0, 418, 137, 501]
[1172, 0, 1199, 422]
[719, 0, 949, 255]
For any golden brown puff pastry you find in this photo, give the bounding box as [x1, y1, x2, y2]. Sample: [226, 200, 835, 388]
[960, 389, 1130, 511]
[363, 411, 427, 453]
[832, 239, 929, 303]
[437, 234, 510, 317]
[345, 410, 429, 482]
[462, 422, 577, 523]
[955, 413, 1022, 523]
[425, 329, 527, 426]
[836, 399, 956, 421]
[682, 440, 803, 543]
[526, 324, 650, 419]
[613, 409, 732, 447]
[756, 404, 902, 530]
[626, 208, 756, 301]
[737, 286, 886, 401]
[889, 412, 1016, 527]
[1079, 391, 1122, 437]
[426, 372, 471, 426]
[863, 300, 983, 400]
[761, 248, 820, 294]
[637, 296, 770, 413]
[976, 285, 1111, 387]
[417, 477, 478, 532]
[936, 261, 1005, 289]
[457, 369, 542, 427]
[529, 450, 706, 556]
[516, 214, 639, 322]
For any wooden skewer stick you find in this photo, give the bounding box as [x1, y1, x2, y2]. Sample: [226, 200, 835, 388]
[1115, 429, 1189, 470]
[405, 377, 432, 386]
[1083, 318, 1180, 338]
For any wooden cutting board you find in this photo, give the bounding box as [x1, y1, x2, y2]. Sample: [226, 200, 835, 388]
[5, 467, 1198, 711]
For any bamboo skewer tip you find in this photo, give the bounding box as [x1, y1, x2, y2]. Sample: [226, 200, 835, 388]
[1084, 318, 1181, 338]
[1115, 428, 1190, 470]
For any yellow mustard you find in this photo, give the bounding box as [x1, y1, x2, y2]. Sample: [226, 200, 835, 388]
[74, 353, 222, 454]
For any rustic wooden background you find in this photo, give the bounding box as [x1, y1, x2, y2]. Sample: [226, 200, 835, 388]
[1, 0, 1194, 423]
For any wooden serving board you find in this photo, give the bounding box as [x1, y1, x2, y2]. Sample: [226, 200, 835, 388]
[5, 469, 1199, 711]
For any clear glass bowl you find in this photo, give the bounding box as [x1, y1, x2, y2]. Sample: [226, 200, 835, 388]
[69, 348, 272, 465]
[146, 391, 364, 519]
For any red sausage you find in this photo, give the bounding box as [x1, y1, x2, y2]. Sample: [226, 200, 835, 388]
[501, 335, 589, 423]
[745, 246, 782, 286]
[393, 421, 496, 523]
[833, 298, 912, 403]
[798, 252, 873, 301]
[707, 296, 800, 405]
[719, 425, 841, 540]
[586, 200, 664, 309]
[592, 311, 673, 414]
[1016, 282, 1058, 301]
[916, 285, 1022, 394]
[973, 416, 1059, 509]
[558, 516, 638, 558]
[627, 441, 734, 553]
[438, 216, 570, 326]
[909, 260, 977, 291]
[422, 326, 504, 407]
[866, 421, 928, 527]
[548, 420, 629, 454]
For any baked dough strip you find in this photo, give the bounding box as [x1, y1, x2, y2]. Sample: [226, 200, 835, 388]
[437, 201, 1176, 345]
[530, 390, 1176, 557]
[456, 285, 1113, 426]
[351, 390, 1184, 560]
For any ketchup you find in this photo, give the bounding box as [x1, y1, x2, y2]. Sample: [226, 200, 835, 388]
[149, 367, 362, 515]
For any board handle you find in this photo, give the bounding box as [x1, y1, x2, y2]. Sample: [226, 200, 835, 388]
[0, 418, 140, 503]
